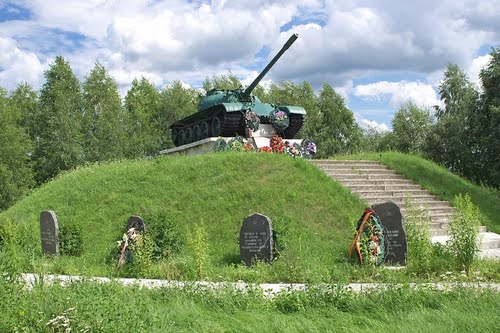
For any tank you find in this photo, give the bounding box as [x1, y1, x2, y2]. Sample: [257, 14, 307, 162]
[170, 33, 306, 146]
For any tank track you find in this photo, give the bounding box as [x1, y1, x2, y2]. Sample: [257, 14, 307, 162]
[283, 113, 304, 139]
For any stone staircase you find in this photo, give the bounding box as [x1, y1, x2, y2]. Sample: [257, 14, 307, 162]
[310, 159, 500, 259]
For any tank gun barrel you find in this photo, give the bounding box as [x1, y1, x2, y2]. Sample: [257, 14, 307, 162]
[242, 33, 298, 98]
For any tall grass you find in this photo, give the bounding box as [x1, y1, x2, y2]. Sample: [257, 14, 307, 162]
[0, 276, 498, 332]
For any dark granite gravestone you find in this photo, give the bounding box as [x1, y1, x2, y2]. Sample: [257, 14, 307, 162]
[240, 213, 273, 266]
[40, 210, 59, 255]
[127, 216, 146, 232]
[372, 202, 407, 266]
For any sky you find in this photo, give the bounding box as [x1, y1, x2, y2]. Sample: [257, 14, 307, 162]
[1, 0, 499, 132]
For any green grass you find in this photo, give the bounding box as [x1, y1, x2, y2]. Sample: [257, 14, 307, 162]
[1, 151, 498, 283]
[335, 152, 500, 234]
[1, 278, 499, 332]
[0, 152, 367, 282]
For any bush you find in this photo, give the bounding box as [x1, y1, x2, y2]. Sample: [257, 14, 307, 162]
[59, 224, 83, 256]
[141, 210, 183, 260]
[187, 223, 210, 278]
[448, 193, 481, 272]
[404, 197, 433, 276]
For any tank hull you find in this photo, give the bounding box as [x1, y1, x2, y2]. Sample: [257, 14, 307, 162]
[170, 103, 305, 146]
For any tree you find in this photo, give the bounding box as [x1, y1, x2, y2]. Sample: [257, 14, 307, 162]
[360, 126, 394, 152]
[425, 64, 482, 180]
[0, 88, 34, 210]
[9, 82, 39, 143]
[478, 47, 500, 187]
[159, 81, 199, 148]
[34, 56, 83, 183]
[391, 102, 433, 154]
[123, 77, 162, 157]
[82, 62, 126, 162]
[202, 71, 242, 92]
[308, 83, 362, 158]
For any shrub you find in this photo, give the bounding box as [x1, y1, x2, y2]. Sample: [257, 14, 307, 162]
[59, 224, 83, 256]
[141, 210, 183, 260]
[448, 193, 481, 272]
[404, 197, 433, 276]
[187, 223, 210, 278]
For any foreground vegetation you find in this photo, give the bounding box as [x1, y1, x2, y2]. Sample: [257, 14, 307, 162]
[1, 277, 499, 332]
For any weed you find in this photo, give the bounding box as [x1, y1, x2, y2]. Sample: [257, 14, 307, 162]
[404, 196, 433, 276]
[187, 223, 210, 278]
[59, 224, 83, 256]
[448, 193, 481, 273]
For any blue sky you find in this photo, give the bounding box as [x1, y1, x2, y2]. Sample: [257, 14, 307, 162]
[1, 0, 499, 131]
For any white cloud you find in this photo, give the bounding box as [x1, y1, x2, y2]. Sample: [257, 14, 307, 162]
[0, 37, 44, 90]
[354, 113, 390, 133]
[354, 81, 441, 109]
[467, 54, 492, 89]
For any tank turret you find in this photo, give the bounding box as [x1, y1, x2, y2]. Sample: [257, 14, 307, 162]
[170, 34, 306, 146]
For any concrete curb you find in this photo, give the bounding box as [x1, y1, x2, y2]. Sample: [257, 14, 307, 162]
[19, 273, 500, 297]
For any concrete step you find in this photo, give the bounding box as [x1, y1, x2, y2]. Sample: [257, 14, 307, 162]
[347, 184, 423, 192]
[364, 197, 451, 207]
[432, 232, 500, 253]
[401, 206, 456, 216]
[361, 193, 440, 203]
[405, 214, 454, 227]
[323, 168, 398, 175]
[329, 173, 407, 181]
[310, 160, 381, 165]
[317, 164, 391, 171]
[480, 233, 500, 250]
[340, 179, 417, 186]
[356, 189, 431, 197]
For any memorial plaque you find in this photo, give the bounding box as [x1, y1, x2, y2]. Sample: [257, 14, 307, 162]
[240, 213, 273, 266]
[40, 210, 60, 255]
[372, 202, 407, 266]
[127, 216, 146, 232]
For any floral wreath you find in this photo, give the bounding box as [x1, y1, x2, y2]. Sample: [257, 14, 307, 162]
[301, 139, 317, 158]
[349, 209, 386, 266]
[245, 110, 260, 132]
[213, 137, 227, 152]
[286, 142, 303, 158]
[270, 109, 289, 131]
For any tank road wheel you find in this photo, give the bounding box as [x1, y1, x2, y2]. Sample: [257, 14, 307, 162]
[200, 121, 209, 139]
[193, 125, 201, 142]
[211, 117, 221, 137]
[178, 129, 186, 146]
[185, 127, 193, 144]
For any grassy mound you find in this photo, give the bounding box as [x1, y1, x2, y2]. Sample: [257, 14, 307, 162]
[0, 153, 367, 282]
[337, 152, 500, 234]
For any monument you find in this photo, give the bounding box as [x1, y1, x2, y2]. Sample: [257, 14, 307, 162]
[372, 202, 407, 266]
[239, 213, 273, 266]
[40, 210, 59, 255]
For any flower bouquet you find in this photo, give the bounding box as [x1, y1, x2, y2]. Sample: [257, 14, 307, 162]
[270, 135, 286, 153]
[270, 109, 289, 131]
[243, 143, 255, 151]
[259, 146, 272, 153]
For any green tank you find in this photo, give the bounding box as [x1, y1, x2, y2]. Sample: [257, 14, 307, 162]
[170, 33, 306, 146]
